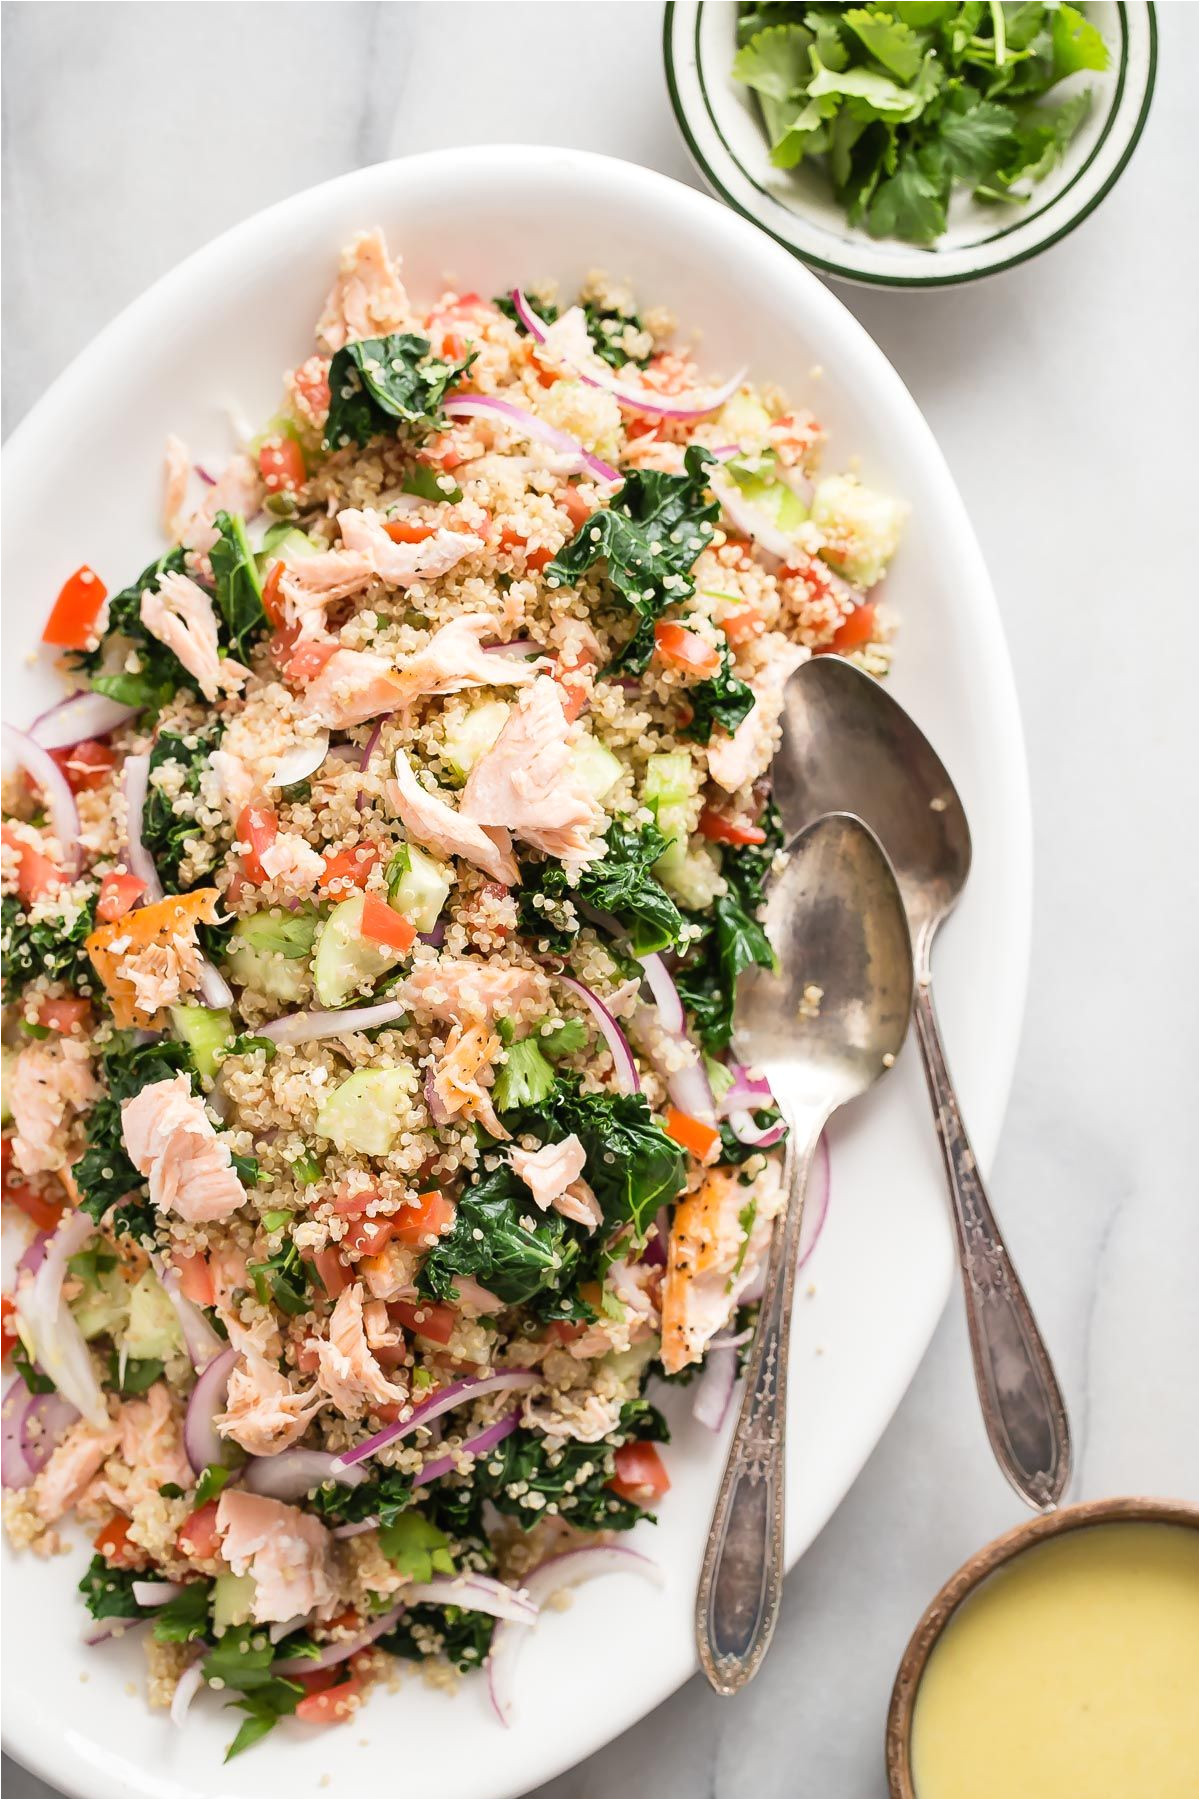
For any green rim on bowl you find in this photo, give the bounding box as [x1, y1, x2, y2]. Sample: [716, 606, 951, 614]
[663, 1, 1157, 288]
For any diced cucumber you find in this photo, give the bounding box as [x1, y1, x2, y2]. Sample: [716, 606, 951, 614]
[260, 522, 319, 559]
[642, 750, 694, 817]
[730, 464, 809, 531]
[440, 700, 511, 786]
[718, 390, 772, 446]
[212, 1572, 256, 1630]
[642, 751, 706, 902]
[312, 894, 406, 1009]
[658, 839, 725, 911]
[171, 1005, 232, 1080]
[227, 907, 319, 1004]
[603, 1334, 661, 1388]
[811, 474, 906, 589]
[123, 1269, 184, 1363]
[386, 843, 453, 936]
[316, 1066, 415, 1156]
[570, 734, 622, 801]
[71, 1268, 130, 1342]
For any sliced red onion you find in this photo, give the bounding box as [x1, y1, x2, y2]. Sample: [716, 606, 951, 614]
[258, 999, 409, 1047]
[194, 464, 217, 487]
[329, 1370, 537, 1473]
[360, 721, 383, 781]
[121, 752, 165, 903]
[268, 733, 330, 789]
[2, 724, 82, 876]
[331, 1410, 524, 1538]
[405, 1573, 536, 1626]
[183, 1345, 235, 1474]
[195, 958, 234, 1011]
[17, 1231, 50, 1282]
[551, 974, 639, 1096]
[726, 1109, 788, 1150]
[150, 1254, 224, 1371]
[636, 955, 714, 1120]
[82, 1614, 151, 1648]
[29, 690, 138, 750]
[488, 1545, 664, 1726]
[638, 1208, 669, 1270]
[2, 1379, 37, 1490]
[710, 471, 800, 562]
[274, 1600, 407, 1676]
[132, 1579, 186, 1607]
[20, 1387, 80, 1475]
[419, 917, 447, 950]
[692, 1347, 737, 1432]
[170, 1657, 205, 1728]
[637, 953, 685, 1035]
[512, 292, 745, 422]
[718, 1062, 774, 1116]
[797, 1133, 830, 1272]
[443, 393, 621, 485]
[14, 1208, 108, 1427]
[243, 1447, 367, 1503]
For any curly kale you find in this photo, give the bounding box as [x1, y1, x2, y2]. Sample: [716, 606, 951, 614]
[1, 890, 97, 999]
[323, 332, 475, 450]
[516, 819, 686, 957]
[141, 722, 225, 893]
[679, 641, 755, 744]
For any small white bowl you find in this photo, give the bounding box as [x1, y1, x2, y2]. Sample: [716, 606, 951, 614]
[664, 0, 1157, 287]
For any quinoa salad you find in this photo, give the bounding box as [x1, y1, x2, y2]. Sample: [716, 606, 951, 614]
[1, 229, 904, 1755]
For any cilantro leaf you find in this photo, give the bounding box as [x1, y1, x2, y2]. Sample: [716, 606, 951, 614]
[546, 447, 719, 674]
[323, 332, 474, 450]
[203, 1625, 303, 1762]
[152, 1580, 213, 1644]
[841, 7, 923, 81]
[866, 150, 949, 244]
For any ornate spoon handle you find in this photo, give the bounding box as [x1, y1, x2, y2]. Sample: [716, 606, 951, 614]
[913, 979, 1071, 1509]
[696, 1120, 822, 1694]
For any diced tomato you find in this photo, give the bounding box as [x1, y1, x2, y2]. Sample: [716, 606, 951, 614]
[2, 1176, 65, 1234]
[1, 823, 62, 904]
[443, 330, 468, 363]
[176, 1499, 222, 1561]
[497, 525, 553, 572]
[294, 1675, 364, 1725]
[327, 1608, 362, 1633]
[237, 804, 279, 885]
[258, 435, 307, 495]
[173, 1251, 215, 1309]
[359, 894, 416, 954]
[48, 739, 117, 793]
[93, 1513, 146, 1569]
[663, 1105, 721, 1162]
[320, 842, 380, 896]
[42, 566, 108, 650]
[34, 997, 91, 1033]
[339, 1215, 397, 1258]
[698, 807, 766, 847]
[384, 519, 435, 546]
[559, 486, 593, 529]
[654, 621, 721, 678]
[608, 1441, 671, 1506]
[332, 1184, 383, 1219]
[307, 1247, 351, 1299]
[295, 1666, 342, 1697]
[391, 1190, 455, 1249]
[388, 1298, 456, 1346]
[261, 560, 286, 628]
[269, 621, 339, 685]
[544, 1319, 589, 1348]
[97, 869, 147, 922]
[1, 1295, 17, 1361]
[292, 358, 332, 421]
[719, 602, 767, 647]
[825, 600, 878, 655]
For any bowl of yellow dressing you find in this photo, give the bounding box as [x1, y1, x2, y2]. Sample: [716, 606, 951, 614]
[886, 1498, 1198, 1800]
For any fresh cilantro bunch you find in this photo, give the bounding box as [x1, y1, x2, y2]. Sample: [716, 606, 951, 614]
[733, 2, 1108, 244]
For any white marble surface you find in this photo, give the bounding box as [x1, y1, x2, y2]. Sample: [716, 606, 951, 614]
[2, 4, 1196, 1796]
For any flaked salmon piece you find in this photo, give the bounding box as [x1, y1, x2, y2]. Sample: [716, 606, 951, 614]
[207, 747, 254, 822]
[257, 830, 324, 897]
[140, 571, 247, 703]
[9, 1038, 99, 1175]
[316, 228, 411, 352]
[116, 1381, 192, 1493]
[508, 1135, 602, 1232]
[362, 1299, 402, 1353]
[86, 889, 222, 1029]
[162, 434, 191, 540]
[706, 635, 809, 795]
[660, 1160, 784, 1374]
[429, 1021, 507, 1140]
[216, 1489, 337, 1623]
[179, 452, 262, 555]
[302, 647, 408, 729]
[386, 748, 517, 886]
[358, 1241, 418, 1303]
[120, 1073, 247, 1224]
[460, 675, 606, 869]
[336, 508, 485, 589]
[396, 957, 546, 1027]
[307, 1282, 408, 1420]
[31, 1415, 120, 1525]
[388, 612, 543, 715]
[215, 1352, 324, 1457]
[522, 1385, 624, 1445]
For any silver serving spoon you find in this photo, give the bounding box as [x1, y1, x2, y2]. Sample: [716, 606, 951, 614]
[697, 811, 913, 1696]
[775, 655, 1071, 1512]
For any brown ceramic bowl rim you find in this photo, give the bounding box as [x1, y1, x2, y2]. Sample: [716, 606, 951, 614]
[885, 1495, 1200, 1798]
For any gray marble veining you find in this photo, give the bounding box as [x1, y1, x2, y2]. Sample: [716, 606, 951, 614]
[2, 3, 1196, 1797]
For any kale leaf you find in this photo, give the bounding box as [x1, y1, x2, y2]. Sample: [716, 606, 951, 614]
[69, 547, 194, 710]
[380, 1603, 495, 1673]
[516, 819, 686, 957]
[419, 1163, 583, 1310]
[546, 446, 720, 674]
[208, 512, 266, 659]
[141, 722, 225, 893]
[1, 890, 97, 999]
[323, 332, 474, 450]
[679, 642, 755, 744]
[494, 291, 652, 371]
[309, 1465, 414, 1530]
[674, 798, 781, 1056]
